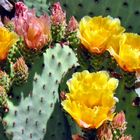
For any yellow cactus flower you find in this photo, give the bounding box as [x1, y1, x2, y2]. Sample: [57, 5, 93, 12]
[79, 16, 125, 54]
[108, 33, 140, 72]
[62, 71, 119, 129]
[0, 27, 18, 60]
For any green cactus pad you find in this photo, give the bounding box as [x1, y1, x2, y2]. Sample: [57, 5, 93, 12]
[24, 0, 140, 33]
[24, 0, 50, 16]
[0, 122, 8, 140]
[3, 44, 78, 140]
[52, 0, 140, 33]
[116, 79, 140, 140]
[3, 1, 140, 139]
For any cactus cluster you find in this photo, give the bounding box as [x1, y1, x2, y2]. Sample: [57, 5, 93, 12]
[0, 1, 139, 140]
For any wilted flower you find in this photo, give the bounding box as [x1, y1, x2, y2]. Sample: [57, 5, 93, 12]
[112, 111, 126, 131]
[97, 123, 113, 140]
[0, 27, 18, 60]
[62, 71, 119, 129]
[15, 2, 28, 17]
[79, 16, 125, 54]
[14, 10, 51, 50]
[108, 33, 140, 72]
[51, 2, 66, 25]
[119, 135, 132, 140]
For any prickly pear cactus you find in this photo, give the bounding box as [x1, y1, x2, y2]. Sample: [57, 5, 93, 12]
[3, 44, 78, 140]
[74, 45, 140, 140]
[24, 0, 140, 32]
[46, 1, 140, 139]
[116, 79, 140, 140]
[24, 0, 50, 16]
[52, 0, 140, 33]
[0, 1, 140, 140]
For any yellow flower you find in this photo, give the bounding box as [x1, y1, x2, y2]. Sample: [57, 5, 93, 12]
[0, 27, 18, 60]
[62, 71, 118, 129]
[108, 33, 140, 72]
[79, 16, 125, 54]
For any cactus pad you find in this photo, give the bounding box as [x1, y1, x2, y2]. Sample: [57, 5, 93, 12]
[3, 44, 78, 140]
[53, 0, 140, 33]
[24, 0, 50, 16]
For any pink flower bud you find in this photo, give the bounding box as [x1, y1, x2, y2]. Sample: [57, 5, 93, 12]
[113, 111, 126, 130]
[51, 2, 66, 25]
[15, 2, 28, 17]
[67, 16, 78, 32]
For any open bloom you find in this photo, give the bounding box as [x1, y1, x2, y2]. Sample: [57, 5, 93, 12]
[79, 16, 125, 54]
[62, 71, 119, 129]
[108, 33, 140, 72]
[0, 27, 18, 60]
[14, 10, 51, 50]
